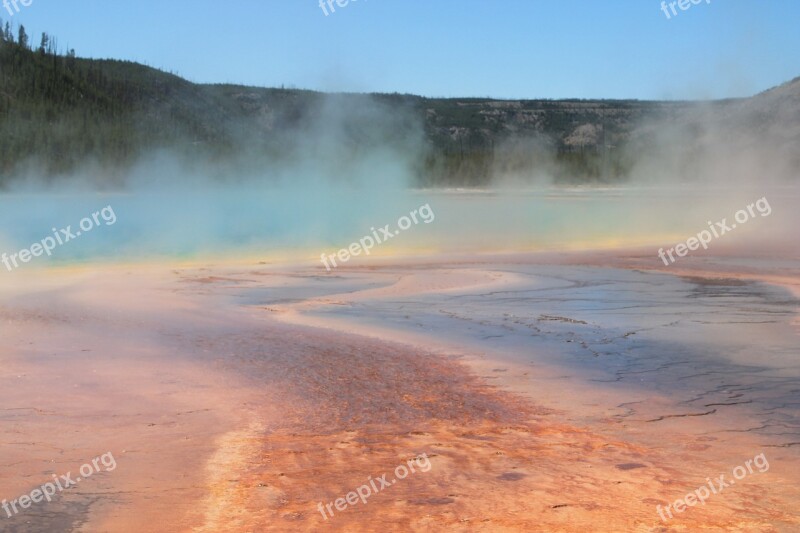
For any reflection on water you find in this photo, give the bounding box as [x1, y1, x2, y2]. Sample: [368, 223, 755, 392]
[242, 261, 800, 448]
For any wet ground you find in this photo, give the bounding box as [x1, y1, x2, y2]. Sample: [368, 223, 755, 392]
[0, 253, 798, 531]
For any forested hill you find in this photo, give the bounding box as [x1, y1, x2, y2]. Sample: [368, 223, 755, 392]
[1, 22, 798, 187]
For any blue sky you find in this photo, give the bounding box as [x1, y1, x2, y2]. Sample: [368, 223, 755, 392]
[3, 0, 799, 100]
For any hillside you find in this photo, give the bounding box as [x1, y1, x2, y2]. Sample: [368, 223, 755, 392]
[1, 23, 798, 187]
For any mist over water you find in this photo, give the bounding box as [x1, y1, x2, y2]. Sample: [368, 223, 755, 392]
[1, 183, 797, 270]
[1, 88, 798, 269]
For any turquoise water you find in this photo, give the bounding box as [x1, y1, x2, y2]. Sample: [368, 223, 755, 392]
[0, 186, 796, 265]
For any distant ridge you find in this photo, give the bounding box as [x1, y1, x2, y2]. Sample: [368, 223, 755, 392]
[1, 23, 797, 186]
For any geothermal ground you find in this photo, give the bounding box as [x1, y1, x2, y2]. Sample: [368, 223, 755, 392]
[1, 251, 798, 532]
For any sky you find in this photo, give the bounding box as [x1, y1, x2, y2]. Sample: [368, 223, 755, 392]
[2, 0, 800, 100]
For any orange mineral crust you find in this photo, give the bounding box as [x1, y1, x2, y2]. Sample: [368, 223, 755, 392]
[0, 255, 798, 532]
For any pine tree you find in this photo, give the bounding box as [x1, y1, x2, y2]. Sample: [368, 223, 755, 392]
[18, 25, 28, 49]
[39, 32, 49, 55]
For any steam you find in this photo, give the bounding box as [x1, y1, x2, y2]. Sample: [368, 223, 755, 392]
[1, 84, 798, 270]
